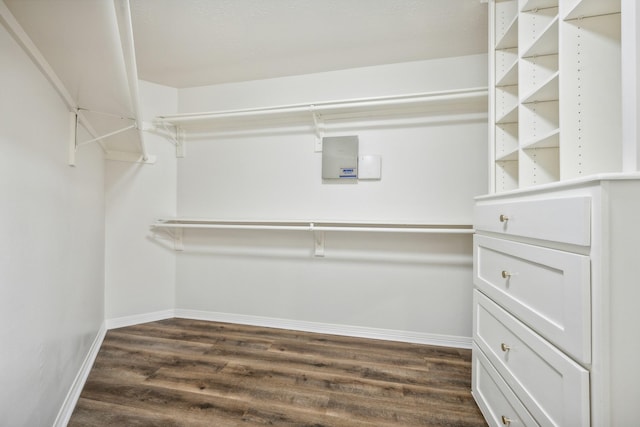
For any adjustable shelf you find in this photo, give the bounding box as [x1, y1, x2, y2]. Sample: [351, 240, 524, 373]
[495, 85, 519, 123]
[495, 122, 519, 158]
[495, 48, 519, 86]
[520, 0, 558, 11]
[496, 14, 519, 49]
[520, 146, 560, 187]
[520, 11, 559, 58]
[495, 0, 519, 49]
[495, 147, 519, 162]
[521, 72, 559, 104]
[563, 0, 620, 21]
[151, 219, 475, 256]
[519, 54, 558, 99]
[521, 128, 560, 150]
[495, 159, 519, 192]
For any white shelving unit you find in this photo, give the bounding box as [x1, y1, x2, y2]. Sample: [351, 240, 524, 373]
[560, 10, 622, 179]
[489, 0, 627, 193]
[151, 219, 474, 256]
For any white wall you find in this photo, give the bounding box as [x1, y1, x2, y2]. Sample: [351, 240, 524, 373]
[174, 55, 488, 341]
[179, 54, 488, 112]
[0, 23, 105, 426]
[104, 80, 178, 322]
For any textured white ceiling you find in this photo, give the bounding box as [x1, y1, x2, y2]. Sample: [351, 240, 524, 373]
[130, 0, 488, 88]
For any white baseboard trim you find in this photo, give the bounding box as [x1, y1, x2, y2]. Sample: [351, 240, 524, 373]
[174, 309, 472, 349]
[105, 309, 175, 330]
[53, 321, 107, 427]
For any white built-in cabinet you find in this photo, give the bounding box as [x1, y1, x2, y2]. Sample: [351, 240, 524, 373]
[477, 1, 640, 425]
[491, 0, 623, 192]
[472, 177, 640, 426]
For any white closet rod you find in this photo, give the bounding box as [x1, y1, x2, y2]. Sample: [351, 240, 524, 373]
[114, 0, 149, 161]
[156, 87, 488, 124]
[152, 220, 474, 234]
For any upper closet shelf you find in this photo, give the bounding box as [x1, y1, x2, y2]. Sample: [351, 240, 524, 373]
[154, 87, 489, 129]
[1, 0, 153, 165]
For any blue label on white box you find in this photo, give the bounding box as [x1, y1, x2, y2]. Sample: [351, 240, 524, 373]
[340, 167, 357, 178]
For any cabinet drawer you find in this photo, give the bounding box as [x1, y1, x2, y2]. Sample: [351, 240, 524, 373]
[474, 291, 590, 426]
[473, 344, 539, 427]
[474, 196, 591, 246]
[474, 235, 590, 363]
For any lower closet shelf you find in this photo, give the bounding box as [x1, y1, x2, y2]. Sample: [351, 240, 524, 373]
[150, 218, 474, 255]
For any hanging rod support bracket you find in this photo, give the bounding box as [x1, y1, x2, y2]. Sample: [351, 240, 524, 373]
[311, 223, 325, 257]
[176, 127, 186, 158]
[149, 120, 186, 158]
[310, 106, 323, 152]
[68, 111, 78, 166]
[173, 227, 184, 251]
[76, 124, 136, 148]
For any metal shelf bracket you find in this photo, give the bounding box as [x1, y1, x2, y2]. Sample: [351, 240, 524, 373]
[148, 120, 186, 158]
[310, 222, 325, 257]
[310, 106, 323, 152]
[69, 110, 155, 165]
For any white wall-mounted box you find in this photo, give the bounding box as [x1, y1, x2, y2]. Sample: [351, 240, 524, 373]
[358, 155, 382, 180]
[322, 136, 358, 179]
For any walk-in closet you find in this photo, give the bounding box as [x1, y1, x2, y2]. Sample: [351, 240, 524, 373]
[1, 1, 638, 426]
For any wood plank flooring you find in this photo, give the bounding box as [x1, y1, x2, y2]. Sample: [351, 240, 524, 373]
[69, 318, 487, 426]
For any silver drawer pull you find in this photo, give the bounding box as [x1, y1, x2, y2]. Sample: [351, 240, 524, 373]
[501, 270, 511, 279]
[499, 214, 509, 222]
[501, 343, 511, 352]
[501, 415, 513, 426]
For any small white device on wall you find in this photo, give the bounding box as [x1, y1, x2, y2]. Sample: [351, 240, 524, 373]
[358, 155, 382, 180]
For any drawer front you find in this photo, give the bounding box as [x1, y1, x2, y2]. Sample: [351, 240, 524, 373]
[474, 196, 591, 246]
[473, 344, 539, 427]
[474, 235, 591, 363]
[474, 291, 590, 427]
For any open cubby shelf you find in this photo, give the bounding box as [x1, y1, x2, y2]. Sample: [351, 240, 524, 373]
[490, 0, 623, 193]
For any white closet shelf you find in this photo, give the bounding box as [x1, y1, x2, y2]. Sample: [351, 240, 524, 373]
[496, 105, 519, 124]
[152, 219, 474, 234]
[495, 15, 519, 50]
[563, 0, 620, 21]
[522, 128, 560, 149]
[520, 0, 559, 12]
[496, 148, 519, 162]
[521, 15, 559, 58]
[521, 72, 559, 103]
[154, 88, 488, 127]
[496, 60, 519, 87]
[152, 219, 474, 255]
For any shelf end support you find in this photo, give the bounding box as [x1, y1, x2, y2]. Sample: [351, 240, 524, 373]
[310, 106, 323, 152]
[313, 228, 325, 257]
[68, 111, 78, 166]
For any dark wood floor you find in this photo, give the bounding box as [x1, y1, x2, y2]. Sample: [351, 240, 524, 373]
[69, 318, 487, 426]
